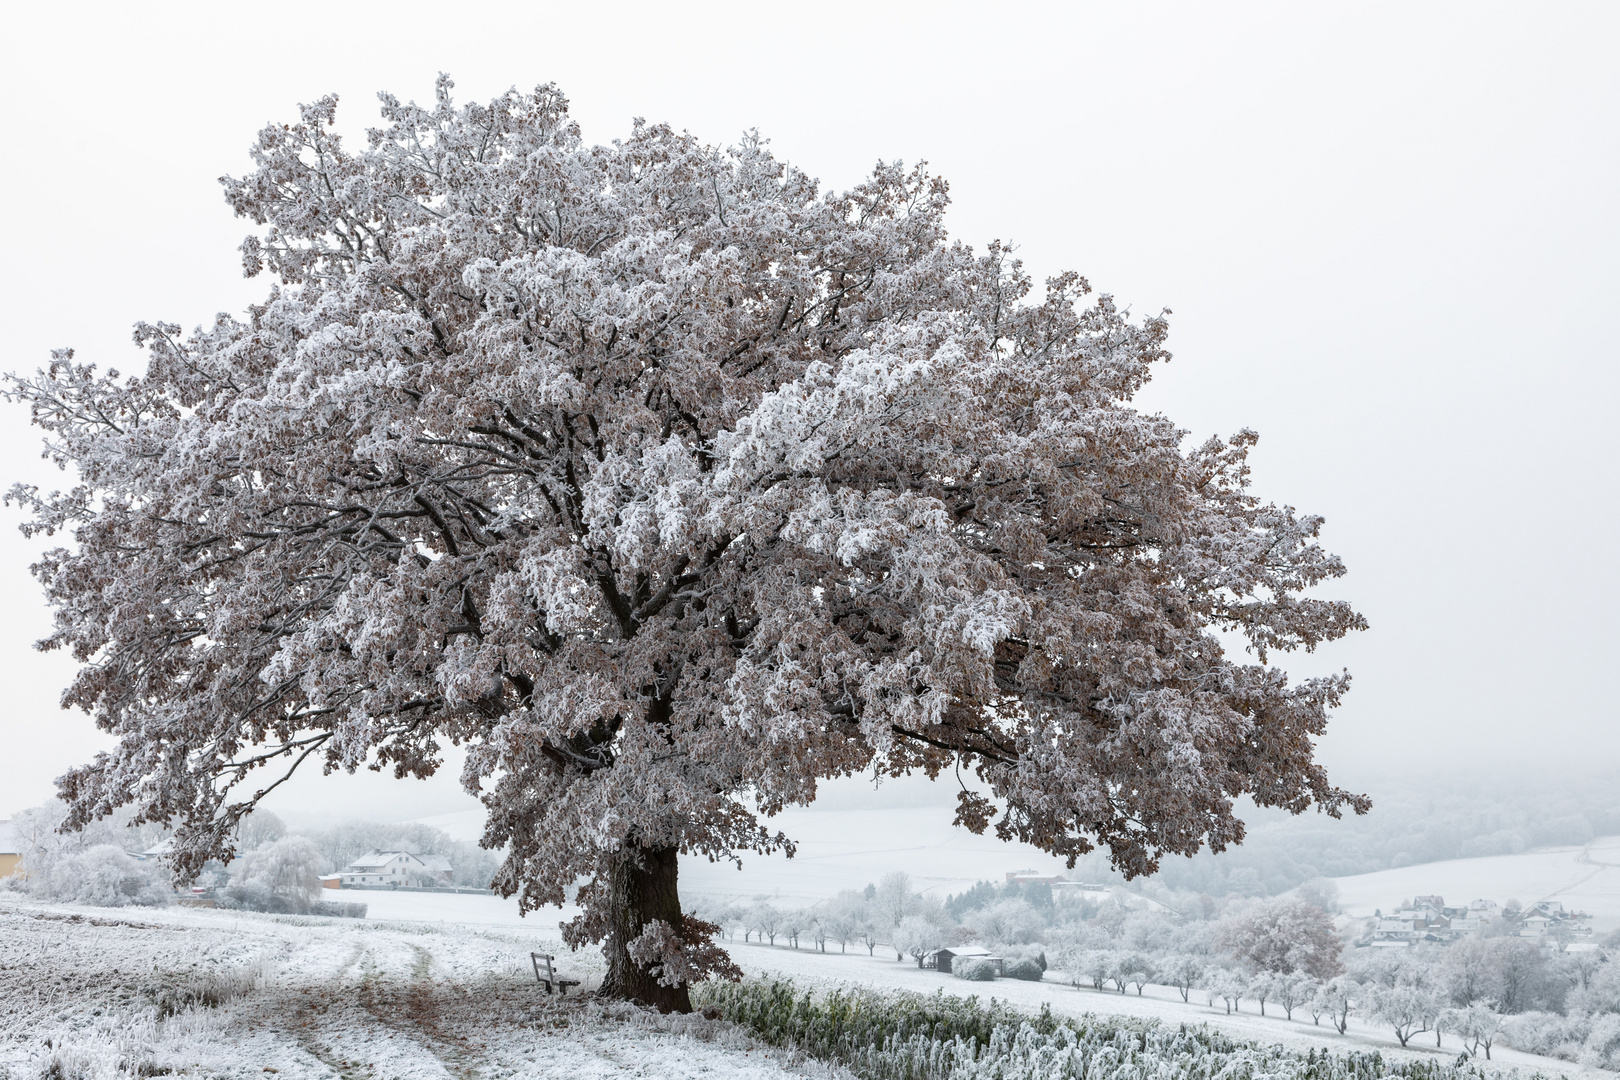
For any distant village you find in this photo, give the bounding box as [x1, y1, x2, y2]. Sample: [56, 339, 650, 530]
[1365, 894, 1596, 949]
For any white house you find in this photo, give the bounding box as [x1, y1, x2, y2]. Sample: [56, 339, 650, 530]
[339, 850, 453, 886]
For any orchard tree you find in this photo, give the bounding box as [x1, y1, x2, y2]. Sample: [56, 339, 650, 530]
[1315, 976, 1358, 1034]
[1275, 970, 1318, 1020]
[1159, 953, 1207, 1003]
[5, 78, 1366, 1012]
[1446, 1004, 1504, 1059]
[1368, 985, 1442, 1048]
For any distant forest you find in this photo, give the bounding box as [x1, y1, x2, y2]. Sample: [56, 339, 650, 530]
[1068, 769, 1620, 900]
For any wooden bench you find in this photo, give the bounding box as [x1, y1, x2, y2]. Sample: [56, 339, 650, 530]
[531, 952, 581, 995]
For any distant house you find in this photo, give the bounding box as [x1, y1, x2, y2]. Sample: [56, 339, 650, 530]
[0, 820, 21, 879]
[1519, 913, 1554, 937]
[1005, 870, 1066, 885]
[1368, 898, 1452, 946]
[137, 838, 175, 862]
[927, 946, 1005, 975]
[339, 850, 453, 887]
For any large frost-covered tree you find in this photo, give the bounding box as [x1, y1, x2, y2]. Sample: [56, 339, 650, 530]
[6, 78, 1366, 1011]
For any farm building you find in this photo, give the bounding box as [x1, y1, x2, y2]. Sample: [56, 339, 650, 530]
[1005, 870, 1066, 885]
[0, 819, 20, 879]
[926, 946, 1005, 975]
[339, 850, 453, 886]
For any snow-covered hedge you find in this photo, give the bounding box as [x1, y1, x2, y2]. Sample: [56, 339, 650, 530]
[1501, 1010, 1620, 1071]
[1004, 959, 1044, 982]
[954, 960, 998, 982]
[694, 978, 1554, 1080]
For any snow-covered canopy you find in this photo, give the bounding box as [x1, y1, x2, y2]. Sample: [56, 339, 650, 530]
[5, 79, 1365, 990]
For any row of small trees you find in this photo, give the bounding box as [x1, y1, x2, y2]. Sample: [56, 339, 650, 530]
[690, 877, 1618, 1068]
[697, 874, 948, 957]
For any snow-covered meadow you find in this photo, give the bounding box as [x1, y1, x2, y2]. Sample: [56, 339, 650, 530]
[0, 897, 829, 1079]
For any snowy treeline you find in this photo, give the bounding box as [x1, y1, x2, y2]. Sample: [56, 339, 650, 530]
[697, 872, 1049, 973]
[695, 873, 1620, 1068]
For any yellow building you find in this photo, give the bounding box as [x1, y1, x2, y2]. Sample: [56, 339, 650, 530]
[0, 819, 21, 879]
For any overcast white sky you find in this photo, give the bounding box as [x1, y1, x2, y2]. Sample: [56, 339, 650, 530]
[0, 2, 1614, 823]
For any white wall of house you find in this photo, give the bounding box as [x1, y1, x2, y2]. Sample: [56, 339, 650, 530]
[338, 851, 453, 886]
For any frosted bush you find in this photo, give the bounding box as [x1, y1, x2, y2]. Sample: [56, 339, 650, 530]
[224, 836, 326, 913]
[1502, 1009, 1620, 1070]
[44, 844, 171, 907]
[1579, 1014, 1620, 1071]
[217, 880, 273, 911]
[1569, 961, 1620, 1017]
[1502, 1011, 1578, 1056]
[954, 959, 998, 982]
[1004, 959, 1044, 982]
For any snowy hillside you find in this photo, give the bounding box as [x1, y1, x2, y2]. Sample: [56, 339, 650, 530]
[1329, 835, 1620, 930]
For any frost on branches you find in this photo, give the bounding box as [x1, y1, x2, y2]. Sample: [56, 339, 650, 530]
[4, 78, 1367, 1011]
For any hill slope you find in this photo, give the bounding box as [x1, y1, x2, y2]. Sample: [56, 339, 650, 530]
[1329, 834, 1620, 930]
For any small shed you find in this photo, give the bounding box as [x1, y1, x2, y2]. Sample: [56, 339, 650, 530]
[0, 819, 21, 879]
[930, 946, 1005, 975]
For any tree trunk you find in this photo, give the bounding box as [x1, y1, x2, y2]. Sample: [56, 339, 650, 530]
[599, 840, 692, 1013]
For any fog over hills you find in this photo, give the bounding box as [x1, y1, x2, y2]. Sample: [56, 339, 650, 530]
[385, 759, 1620, 915]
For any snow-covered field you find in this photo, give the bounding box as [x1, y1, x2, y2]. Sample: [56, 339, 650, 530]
[2, 892, 1602, 1079]
[350, 889, 582, 929]
[1330, 835, 1620, 931]
[0, 897, 830, 1079]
